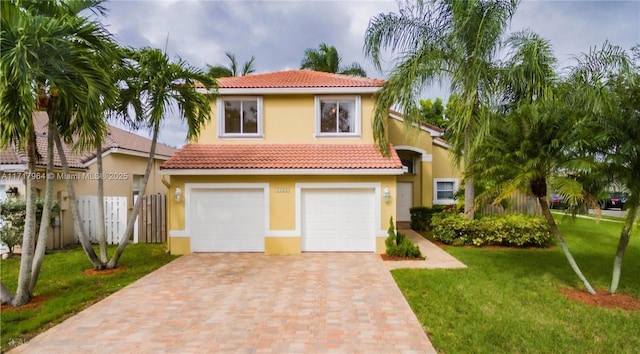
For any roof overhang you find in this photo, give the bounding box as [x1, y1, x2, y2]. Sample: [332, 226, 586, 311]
[160, 168, 403, 176]
[389, 111, 443, 137]
[83, 147, 172, 166]
[197, 87, 381, 95]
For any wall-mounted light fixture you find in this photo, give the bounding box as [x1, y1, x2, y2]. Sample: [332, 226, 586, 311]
[174, 187, 182, 203]
[383, 186, 391, 203]
[5, 187, 18, 199]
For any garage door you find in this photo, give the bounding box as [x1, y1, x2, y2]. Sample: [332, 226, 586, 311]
[301, 188, 375, 252]
[190, 188, 265, 252]
[397, 182, 413, 222]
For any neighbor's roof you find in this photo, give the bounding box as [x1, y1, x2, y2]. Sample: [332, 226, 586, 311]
[160, 144, 402, 173]
[0, 111, 177, 169]
[197, 70, 385, 90]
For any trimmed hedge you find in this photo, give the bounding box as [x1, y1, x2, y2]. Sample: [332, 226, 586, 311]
[385, 217, 423, 258]
[431, 212, 552, 247]
[410, 205, 446, 231]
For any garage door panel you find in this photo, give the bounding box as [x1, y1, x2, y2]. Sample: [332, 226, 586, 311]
[302, 188, 375, 252]
[190, 188, 264, 252]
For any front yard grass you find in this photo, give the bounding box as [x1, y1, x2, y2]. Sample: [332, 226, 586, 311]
[0, 243, 178, 351]
[395, 217, 640, 353]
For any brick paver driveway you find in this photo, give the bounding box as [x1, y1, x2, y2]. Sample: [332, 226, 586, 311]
[12, 253, 436, 353]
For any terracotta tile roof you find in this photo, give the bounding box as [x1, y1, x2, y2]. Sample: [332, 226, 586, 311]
[161, 144, 402, 170]
[0, 111, 177, 169]
[196, 70, 385, 89]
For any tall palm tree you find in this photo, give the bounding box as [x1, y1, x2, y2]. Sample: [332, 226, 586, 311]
[469, 31, 597, 294]
[207, 52, 256, 78]
[104, 47, 215, 269]
[300, 43, 367, 77]
[364, 0, 519, 218]
[0, 0, 115, 305]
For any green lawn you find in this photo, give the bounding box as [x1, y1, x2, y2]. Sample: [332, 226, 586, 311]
[396, 217, 640, 353]
[1, 244, 178, 351]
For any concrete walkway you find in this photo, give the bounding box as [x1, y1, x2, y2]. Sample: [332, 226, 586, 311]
[385, 229, 467, 270]
[11, 253, 437, 354]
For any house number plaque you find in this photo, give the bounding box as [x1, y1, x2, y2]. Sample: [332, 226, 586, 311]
[275, 188, 290, 193]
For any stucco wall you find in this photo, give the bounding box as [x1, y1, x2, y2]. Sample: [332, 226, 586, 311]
[197, 94, 378, 145]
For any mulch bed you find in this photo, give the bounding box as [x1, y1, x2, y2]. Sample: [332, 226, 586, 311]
[82, 266, 127, 276]
[560, 288, 640, 311]
[1, 295, 51, 312]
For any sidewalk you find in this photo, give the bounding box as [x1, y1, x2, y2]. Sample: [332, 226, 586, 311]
[385, 229, 467, 270]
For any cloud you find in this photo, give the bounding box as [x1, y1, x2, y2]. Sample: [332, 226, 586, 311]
[101, 0, 640, 147]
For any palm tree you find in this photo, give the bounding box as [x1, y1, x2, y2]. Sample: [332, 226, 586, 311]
[0, 0, 115, 305]
[207, 52, 256, 78]
[469, 31, 597, 294]
[300, 43, 367, 77]
[572, 44, 638, 294]
[104, 47, 215, 269]
[364, 0, 519, 218]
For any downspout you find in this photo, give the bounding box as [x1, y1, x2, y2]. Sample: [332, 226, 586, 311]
[161, 174, 171, 253]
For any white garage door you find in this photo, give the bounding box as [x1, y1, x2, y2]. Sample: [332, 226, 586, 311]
[301, 188, 375, 252]
[190, 188, 265, 252]
[397, 182, 413, 222]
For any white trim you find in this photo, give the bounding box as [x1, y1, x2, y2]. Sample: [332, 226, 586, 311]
[265, 230, 299, 237]
[295, 182, 384, 252]
[433, 178, 459, 205]
[160, 168, 403, 176]
[83, 148, 172, 166]
[217, 96, 264, 138]
[433, 139, 451, 149]
[0, 164, 27, 172]
[170, 183, 270, 243]
[394, 145, 433, 162]
[198, 87, 381, 95]
[314, 95, 362, 137]
[389, 112, 443, 137]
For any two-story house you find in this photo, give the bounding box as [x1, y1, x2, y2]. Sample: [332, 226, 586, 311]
[160, 70, 460, 255]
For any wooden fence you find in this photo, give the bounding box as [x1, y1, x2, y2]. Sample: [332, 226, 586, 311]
[482, 193, 542, 216]
[135, 193, 167, 244]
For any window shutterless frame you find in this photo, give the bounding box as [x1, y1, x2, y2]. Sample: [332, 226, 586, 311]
[217, 96, 263, 138]
[314, 95, 361, 137]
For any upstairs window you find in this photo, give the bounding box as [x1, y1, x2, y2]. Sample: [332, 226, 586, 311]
[218, 97, 263, 137]
[315, 96, 361, 136]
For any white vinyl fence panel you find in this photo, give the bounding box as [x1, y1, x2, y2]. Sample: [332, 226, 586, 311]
[77, 196, 127, 244]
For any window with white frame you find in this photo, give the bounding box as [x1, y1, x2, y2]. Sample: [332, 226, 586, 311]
[434, 178, 458, 204]
[218, 97, 263, 137]
[315, 96, 361, 136]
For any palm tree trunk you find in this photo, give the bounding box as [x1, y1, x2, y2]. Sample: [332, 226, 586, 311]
[609, 199, 637, 294]
[106, 125, 159, 269]
[96, 142, 108, 262]
[463, 124, 474, 219]
[12, 128, 38, 306]
[0, 281, 13, 304]
[53, 127, 104, 269]
[29, 118, 55, 293]
[538, 196, 596, 295]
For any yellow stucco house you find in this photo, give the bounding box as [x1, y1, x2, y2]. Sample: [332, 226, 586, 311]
[0, 111, 176, 248]
[161, 70, 460, 255]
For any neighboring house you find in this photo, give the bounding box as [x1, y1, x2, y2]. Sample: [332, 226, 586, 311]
[160, 70, 461, 255]
[0, 111, 176, 249]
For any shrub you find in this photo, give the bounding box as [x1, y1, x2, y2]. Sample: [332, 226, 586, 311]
[0, 199, 60, 254]
[410, 205, 446, 231]
[385, 217, 423, 258]
[431, 212, 552, 248]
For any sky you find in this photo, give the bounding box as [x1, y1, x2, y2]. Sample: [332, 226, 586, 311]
[99, 0, 640, 148]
